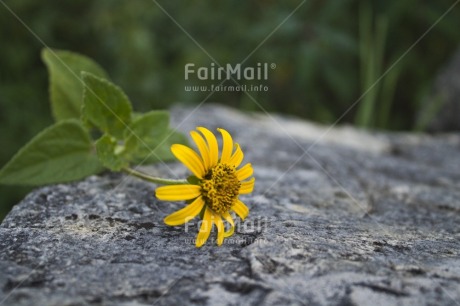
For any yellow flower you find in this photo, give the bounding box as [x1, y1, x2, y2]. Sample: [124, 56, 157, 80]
[155, 127, 255, 247]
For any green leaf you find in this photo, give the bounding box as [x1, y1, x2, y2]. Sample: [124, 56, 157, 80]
[124, 110, 170, 154]
[0, 120, 101, 185]
[187, 175, 200, 185]
[82, 72, 132, 139]
[42, 49, 108, 121]
[133, 128, 189, 164]
[123, 111, 187, 164]
[95, 135, 128, 171]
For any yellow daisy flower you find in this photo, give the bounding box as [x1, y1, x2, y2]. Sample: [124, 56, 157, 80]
[155, 127, 255, 247]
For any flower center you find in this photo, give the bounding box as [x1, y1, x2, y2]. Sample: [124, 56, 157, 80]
[201, 163, 241, 214]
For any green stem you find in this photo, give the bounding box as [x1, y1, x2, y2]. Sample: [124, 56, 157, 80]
[122, 167, 188, 185]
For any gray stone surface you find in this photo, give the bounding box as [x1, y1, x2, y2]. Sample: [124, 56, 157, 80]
[1, 104, 460, 306]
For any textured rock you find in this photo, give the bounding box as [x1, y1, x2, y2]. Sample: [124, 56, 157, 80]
[1, 104, 460, 306]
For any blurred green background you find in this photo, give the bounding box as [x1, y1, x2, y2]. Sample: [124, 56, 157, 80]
[1, 0, 460, 220]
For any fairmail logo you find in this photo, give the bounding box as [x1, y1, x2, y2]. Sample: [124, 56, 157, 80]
[184, 62, 276, 81]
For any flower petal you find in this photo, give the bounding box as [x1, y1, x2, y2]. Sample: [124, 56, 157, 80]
[233, 200, 249, 220]
[197, 127, 218, 167]
[164, 196, 205, 226]
[218, 128, 233, 163]
[239, 177, 255, 194]
[196, 207, 213, 248]
[236, 163, 253, 181]
[222, 212, 235, 238]
[190, 131, 211, 170]
[171, 144, 205, 178]
[212, 211, 224, 246]
[228, 143, 243, 167]
[155, 184, 201, 201]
